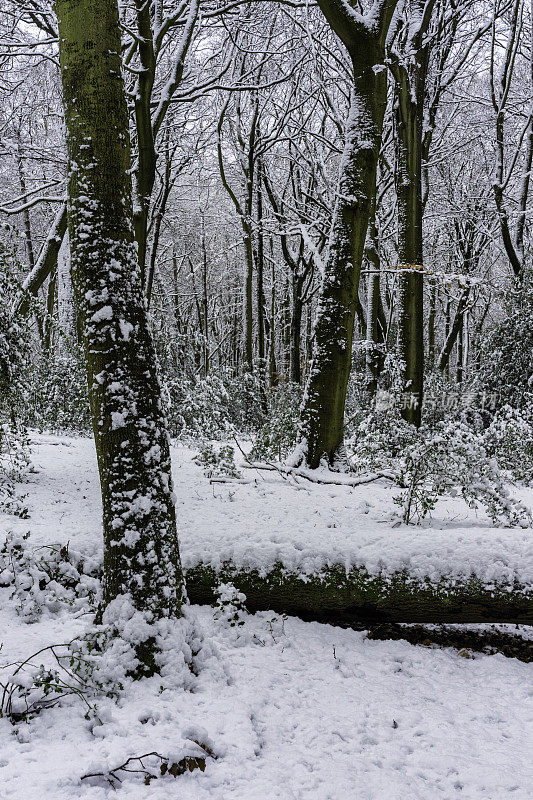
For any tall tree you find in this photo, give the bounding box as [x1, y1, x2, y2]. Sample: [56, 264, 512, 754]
[292, 0, 398, 469]
[388, 0, 436, 426]
[55, 0, 184, 673]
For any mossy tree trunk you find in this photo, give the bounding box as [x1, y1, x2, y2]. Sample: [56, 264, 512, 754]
[394, 71, 425, 426]
[185, 561, 533, 625]
[293, 0, 398, 468]
[389, 0, 436, 427]
[364, 194, 387, 395]
[55, 0, 184, 658]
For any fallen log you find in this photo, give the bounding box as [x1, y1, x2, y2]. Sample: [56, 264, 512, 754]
[184, 561, 533, 625]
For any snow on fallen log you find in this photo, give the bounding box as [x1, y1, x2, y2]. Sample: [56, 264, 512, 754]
[184, 561, 533, 625]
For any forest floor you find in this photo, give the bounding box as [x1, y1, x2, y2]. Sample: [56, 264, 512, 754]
[0, 435, 532, 799]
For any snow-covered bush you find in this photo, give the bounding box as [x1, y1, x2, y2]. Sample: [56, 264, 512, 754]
[483, 399, 533, 483]
[231, 370, 267, 433]
[0, 421, 30, 517]
[393, 422, 532, 526]
[0, 252, 31, 416]
[0, 648, 97, 723]
[0, 253, 32, 516]
[346, 406, 418, 473]
[21, 347, 91, 434]
[212, 582, 250, 644]
[169, 375, 235, 441]
[0, 600, 215, 723]
[478, 280, 533, 407]
[166, 370, 266, 442]
[68, 597, 213, 691]
[0, 532, 101, 620]
[249, 382, 301, 462]
[193, 443, 242, 479]
[346, 404, 531, 526]
[213, 582, 248, 628]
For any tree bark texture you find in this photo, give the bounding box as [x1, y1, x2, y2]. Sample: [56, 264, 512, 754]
[185, 561, 533, 625]
[391, 0, 434, 426]
[55, 0, 184, 631]
[295, 0, 397, 468]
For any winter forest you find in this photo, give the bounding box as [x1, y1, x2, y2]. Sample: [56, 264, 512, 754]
[0, 0, 532, 797]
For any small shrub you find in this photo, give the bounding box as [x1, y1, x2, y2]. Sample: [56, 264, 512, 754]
[0, 532, 101, 621]
[249, 383, 301, 462]
[166, 370, 267, 442]
[0, 251, 31, 414]
[21, 348, 91, 434]
[346, 407, 418, 473]
[394, 422, 532, 526]
[0, 646, 97, 723]
[193, 443, 242, 479]
[0, 421, 31, 517]
[213, 582, 247, 628]
[171, 375, 235, 441]
[484, 399, 533, 483]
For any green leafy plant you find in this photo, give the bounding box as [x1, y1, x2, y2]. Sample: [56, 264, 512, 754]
[0, 643, 98, 723]
[394, 422, 533, 526]
[213, 582, 247, 628]
[250, 383, 301, 462]
[193, 443, 242, 479]
[0, 532, 101, 620]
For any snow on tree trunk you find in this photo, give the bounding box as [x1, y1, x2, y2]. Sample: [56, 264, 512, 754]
[292, 0, 398, 469]
[394, 69, 425, 426]
[55, 0, 184, 662]
[391, 0, 436, 427]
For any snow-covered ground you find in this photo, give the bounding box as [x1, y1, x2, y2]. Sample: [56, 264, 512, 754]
[6, 435, 533, 585]
[0, 435, 532, 799]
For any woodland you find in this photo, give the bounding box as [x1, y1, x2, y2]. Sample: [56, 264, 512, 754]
[0, 0, 532, 797]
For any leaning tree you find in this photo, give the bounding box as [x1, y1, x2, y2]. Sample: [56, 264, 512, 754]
[291, 0, 399, 469]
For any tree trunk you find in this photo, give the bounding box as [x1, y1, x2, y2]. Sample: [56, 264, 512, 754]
[282, 272, 291, 379]
[456, 323, 463, 384]
[16, 143, 36, 272]
[390, 0, 440, 425]
[269, 245, 278, 387]
[43, 268, 57, 354]
[294, 2, 396, 468]
[255, 157, 266, 370]
[438, 287, 471, 373]
[200, 218, 210, 376]
[57, 231, 77, 350]
[443, 295, 451, 379]
[305, 301, 313, 379]
[145, 136, 173, 308]
[394, 70, 425, 426]
[364, 202, 385, 394]
[427, 277, 436, 368]
[243, 226, 254, 372]
[290, 276, 303, 384]
[56, 0, 184, 672]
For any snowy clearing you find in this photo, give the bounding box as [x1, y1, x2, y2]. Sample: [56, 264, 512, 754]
[7, 435, 533, 586]
[0, 435, 532, 799]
